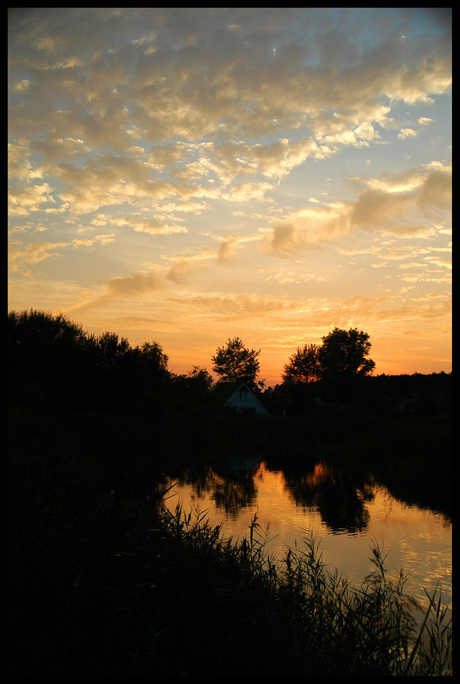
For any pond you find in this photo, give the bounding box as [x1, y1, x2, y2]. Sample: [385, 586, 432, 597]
[162, 456, 452, 616]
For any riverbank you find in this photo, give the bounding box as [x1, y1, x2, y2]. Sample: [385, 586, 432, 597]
[8, 403, 451, 676]
[8, 486, 452, 676]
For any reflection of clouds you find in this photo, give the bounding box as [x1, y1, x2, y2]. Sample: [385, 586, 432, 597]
[163, 465, 451, 612]
[370, 486, 452, 610]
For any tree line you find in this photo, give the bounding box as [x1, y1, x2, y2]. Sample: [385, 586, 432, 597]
[8, 309, 450, 418]
[212, 327, 375, 389]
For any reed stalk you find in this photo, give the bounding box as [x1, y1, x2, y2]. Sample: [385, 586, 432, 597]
[160, 506, 452, 676]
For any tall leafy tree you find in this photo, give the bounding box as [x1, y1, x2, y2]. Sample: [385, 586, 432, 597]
[282, 343, 321, 384]
[92, 331, 132, 369]
[212, 337, 261, 386]
[8, 308, 88, 387]
[137, 341, 169, 374]
[317, 327, 375, 381]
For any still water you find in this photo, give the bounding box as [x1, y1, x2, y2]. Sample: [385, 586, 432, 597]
[162, 457, 451, 614]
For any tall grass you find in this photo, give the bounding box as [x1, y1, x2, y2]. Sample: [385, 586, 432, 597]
[159, 504, 452, 676]
[9, 479, 452, 676]
[9, 402, 451, 676]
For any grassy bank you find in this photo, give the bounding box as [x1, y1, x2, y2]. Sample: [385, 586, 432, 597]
[9, 409, 452, 676]
[9, 492, 452, 676]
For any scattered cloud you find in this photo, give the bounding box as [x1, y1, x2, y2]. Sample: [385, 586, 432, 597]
[8, 8, 452, 380]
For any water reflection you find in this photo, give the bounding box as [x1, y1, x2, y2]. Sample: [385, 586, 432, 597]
[169, 457, 260, 519]
[162, 457, 452, 614]
[282, 462, 374, 534]
[169, 457, 377, 534]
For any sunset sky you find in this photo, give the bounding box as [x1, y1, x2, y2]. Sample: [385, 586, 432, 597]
[8, 8, 452, 385]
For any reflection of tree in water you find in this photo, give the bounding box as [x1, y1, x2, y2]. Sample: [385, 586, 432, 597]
[211, 477, 257, 519]
[168, 458, 375, 531]
[283, 462, 375, 534]
[171, 460, 258, 519]
[211, 456, 259, 518]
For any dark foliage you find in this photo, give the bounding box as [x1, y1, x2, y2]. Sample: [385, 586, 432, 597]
[212, 336, 262, 388]
[282, 327, 375, 385]
[8, 309, 200, 415]
[8, 310, 451, 676]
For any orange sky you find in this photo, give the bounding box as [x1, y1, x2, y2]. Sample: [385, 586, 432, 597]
[8, 9, 452, 386]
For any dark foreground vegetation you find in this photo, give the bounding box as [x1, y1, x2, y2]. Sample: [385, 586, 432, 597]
[8, 310, 452, 676]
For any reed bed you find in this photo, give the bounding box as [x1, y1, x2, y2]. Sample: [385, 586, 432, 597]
[157, 503, 452, 676]
[9, 451, 452, 676]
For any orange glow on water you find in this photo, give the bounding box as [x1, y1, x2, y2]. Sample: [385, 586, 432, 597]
[163, 461, 452, 613]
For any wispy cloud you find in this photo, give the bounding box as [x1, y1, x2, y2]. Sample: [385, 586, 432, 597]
[264, 164, 451, 257]
[8, 8, 452, 380]
[9, 233, 115, 273]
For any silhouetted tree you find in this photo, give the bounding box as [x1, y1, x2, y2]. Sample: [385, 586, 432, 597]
[128, 341, 170, 411]
[318, 327, 375, 381]
[8, 309, 89, 405]
[91, 331, 131, 369]
[187, 365, 214, 392]
[282, 343, 321, 384]
[212, 337, 261, 387]
[170, 366, 214, 410]
[8, 309, 172, 412]
[8, 309, 87, 374]
[137, 341, 169, 370]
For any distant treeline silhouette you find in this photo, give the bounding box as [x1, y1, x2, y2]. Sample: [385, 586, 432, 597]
[8, 309, 451, 419]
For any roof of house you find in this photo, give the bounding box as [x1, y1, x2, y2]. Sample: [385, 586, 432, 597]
[211, 381, 270, 415]
[211, 381, 250, 404]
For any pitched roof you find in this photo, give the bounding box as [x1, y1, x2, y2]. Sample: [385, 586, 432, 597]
[211, 381, 248, 404]
[211, 381, 270, 416]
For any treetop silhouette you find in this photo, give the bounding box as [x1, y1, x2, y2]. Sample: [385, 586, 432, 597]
[211, 336, 261, 388]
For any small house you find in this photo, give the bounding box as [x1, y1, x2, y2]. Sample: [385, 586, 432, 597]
[212, 381, 271, 417]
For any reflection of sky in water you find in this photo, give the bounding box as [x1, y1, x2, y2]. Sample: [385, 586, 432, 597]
[163, 462, 452, 614]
